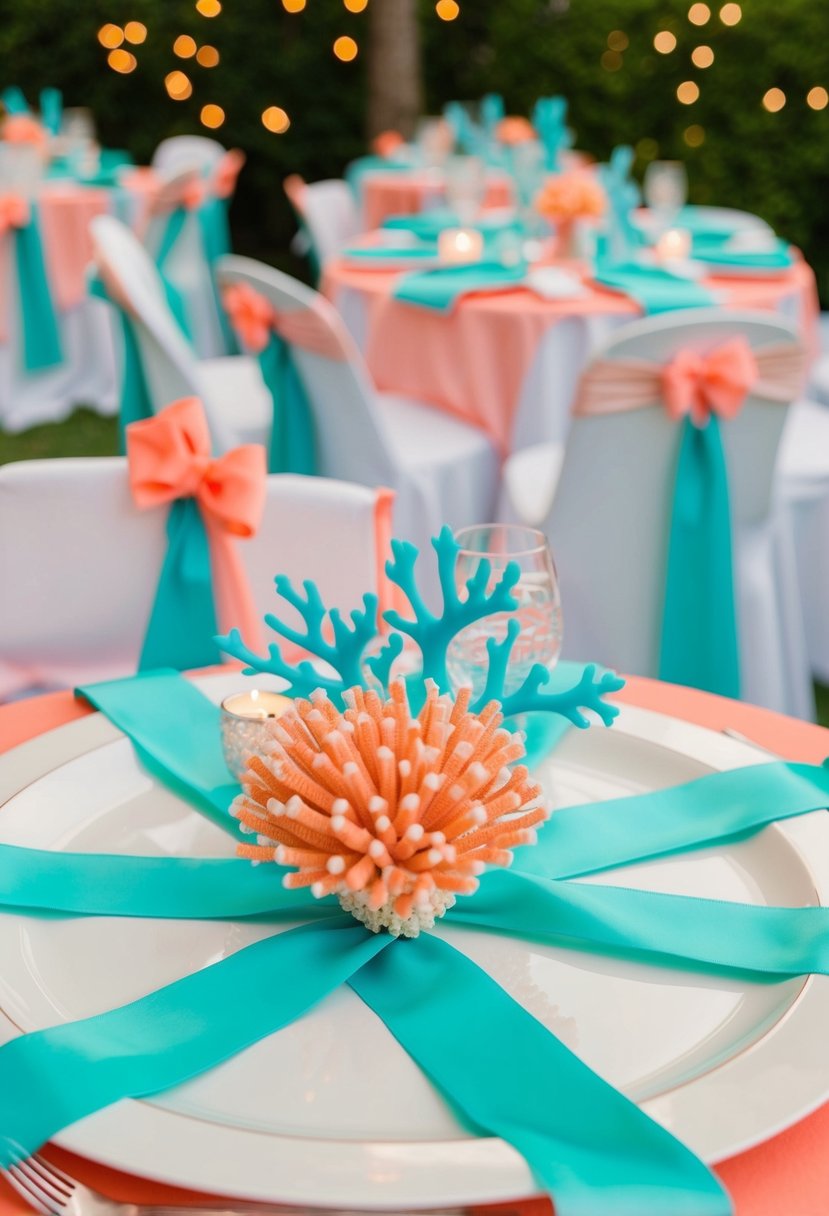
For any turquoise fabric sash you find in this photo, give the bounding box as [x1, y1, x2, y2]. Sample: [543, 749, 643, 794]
[258, 332, 317, 474]
[152, 208, 195, 339]
[659, 415, 741, 699]
[197, 195, 239, 354]
[394, 260, 527, 313]
[89, 276, 154, 449]
[14, 206, 63, 372]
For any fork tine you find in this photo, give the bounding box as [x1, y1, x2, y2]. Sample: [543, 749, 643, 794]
[4, 1162, 55, 1215]
[9, 1159, 66, 1210]
[26, 1157, 73, 1199]
[31, 1157, 75, 1193]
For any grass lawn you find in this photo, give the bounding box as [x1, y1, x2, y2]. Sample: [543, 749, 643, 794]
[2, 405, 828, 730]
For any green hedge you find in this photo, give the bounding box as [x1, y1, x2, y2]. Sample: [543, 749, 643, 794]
[3, 0, 828, 298]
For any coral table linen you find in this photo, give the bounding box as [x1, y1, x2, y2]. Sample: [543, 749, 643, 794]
[324, 256, 818, 456]
[0, 673, 827, 1216]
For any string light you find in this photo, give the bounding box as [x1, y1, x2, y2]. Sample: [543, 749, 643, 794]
[165, 70, 193, 100]
[282, 0, 306, 10]
[684, 124, 705, 146]
[344, 0, 369, 10]
[691, 45, 714, 67]
[196, 45, 220, 66]
[601, 50, 623, 71]
[173, 34, 197, 57]
[333, 35, 358, 60]
[201, 103, 225, 128]
[807, 87, 828, 110]
[108, 48, 137, 73]
[436, 0, 460, 19]
[124, 22, 147, 44]
[688, 3, 710, 24]
[607, 30, 628, 50]
[98, 24, 124, 49]
[654, 31, 677, 53]
[762, 87, 786, 112]
[195, 0, 221, 16]
[262, 105, 290, 133]
[719, 3, 741, 23]
[677, 80, 700, 104]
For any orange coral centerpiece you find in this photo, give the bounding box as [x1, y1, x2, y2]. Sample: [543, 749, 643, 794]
[232, 679, 548, 937]
[535, 171, 606, 222]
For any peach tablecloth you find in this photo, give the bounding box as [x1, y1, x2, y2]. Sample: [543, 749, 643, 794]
[325, 257, 819, 456]
[361, 168, 514, 231]
[1, 677, 827, 1216]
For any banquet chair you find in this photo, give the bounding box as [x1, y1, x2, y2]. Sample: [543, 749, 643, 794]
[151, 136, 226, 177]
[284, 175, 361, 277]
[502, 308, 814, 718]
[90, 215, 271, 453]
[216, 254, 500, 581]
[0, 459, 393, 697]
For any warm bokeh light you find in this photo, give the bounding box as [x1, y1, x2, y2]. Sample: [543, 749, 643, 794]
[124, 22, 147, 44]
[262, 106, 291, 133]
[108, 48, 137, 73]
[807, 86, 828, 110]
[684, 124, 706, 146]
[636, 137, 659, 160]
[654, 30, 677, 53]
[201, 103, 225, 128]
[688, 3, 710, 24]
[436, 0, 460, 20]
[98, 24, 124, 49]
[333, 35, 358, 60]
[607, 30, 628, 51]
[601, 50, 623, 71]
[196, 44, 219, 66]
[677, 80, 700, 104]
[344, 0, 369, 10]
[691, 45, 714, 67]
[165, 70, 193, 100]
[763, 87, 786, 112]
[173, 34, 197, 57]
[719, 2, 742, 24]
[196, 0, 222, 15]
[282, 0, 306, 10]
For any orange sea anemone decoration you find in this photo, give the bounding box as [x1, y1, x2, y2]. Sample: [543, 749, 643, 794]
[232, 679, 548, 937]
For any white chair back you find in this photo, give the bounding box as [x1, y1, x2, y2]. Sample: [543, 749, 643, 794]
[0, 143, 43, 196]
[0, 459, 392, 695]
[152, 136, 226, 177]
[285, 177, 361, 264]
[216, 254, 398, 489]
[545, 308, 800, 686]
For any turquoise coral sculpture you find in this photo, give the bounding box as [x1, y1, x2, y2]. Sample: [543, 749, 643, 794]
[217, 527, 624, 727]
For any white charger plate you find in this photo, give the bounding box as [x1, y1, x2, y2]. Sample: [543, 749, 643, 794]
[1, 673, 828, 1208]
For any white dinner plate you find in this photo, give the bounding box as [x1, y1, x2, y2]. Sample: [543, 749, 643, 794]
[1, 673, 828, 1208]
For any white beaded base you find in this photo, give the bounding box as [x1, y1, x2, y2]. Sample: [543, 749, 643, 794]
[339, 889, 457, 937]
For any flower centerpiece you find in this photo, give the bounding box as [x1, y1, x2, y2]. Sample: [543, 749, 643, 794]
[535, 170, 606, 258]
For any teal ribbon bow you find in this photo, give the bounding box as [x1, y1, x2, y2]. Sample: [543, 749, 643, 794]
[257, 331, 317, 474]
[2, 669, 829, 1216]
[12, 205, 63, 372]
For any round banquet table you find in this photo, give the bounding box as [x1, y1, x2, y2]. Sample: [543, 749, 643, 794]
[360, 168, 514, 232]
[324, 254, 819, 457]
[0, 675, 827, 1216]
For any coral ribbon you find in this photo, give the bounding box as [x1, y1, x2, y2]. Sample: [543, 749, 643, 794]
[222, 280, 348, 360]
[0, 192, 29, 233]
[126, 397, 265, 653]
[662, 336, 759, 425]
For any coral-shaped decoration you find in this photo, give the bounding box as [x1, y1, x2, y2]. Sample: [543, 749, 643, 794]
[218, 527, 624, 727]
[231, 680, 547, 937]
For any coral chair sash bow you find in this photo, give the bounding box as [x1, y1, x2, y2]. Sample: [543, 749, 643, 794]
[661, 337, 759, 426]
[0, 193, 29, 234]
[126, 398, 265, 669]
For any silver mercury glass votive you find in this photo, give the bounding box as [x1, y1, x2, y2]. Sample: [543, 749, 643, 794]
[220, 690, 294, 780]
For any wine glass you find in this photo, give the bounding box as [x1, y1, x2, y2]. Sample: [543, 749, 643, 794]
[447, 524, 563, 704]
[444, 155, 486, 225]
[643, 160, 688, 235]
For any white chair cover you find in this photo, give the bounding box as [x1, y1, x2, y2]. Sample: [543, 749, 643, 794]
[285, 177, 361, 266]
[151, 136, 226, 177]
[216, 254, 500, 588]
[0, 459, 393, 697]
[502, 308, 814, 719]
[90, 215, 271, 454]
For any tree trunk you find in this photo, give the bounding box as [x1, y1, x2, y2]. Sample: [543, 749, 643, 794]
[367, 0, 424, 138]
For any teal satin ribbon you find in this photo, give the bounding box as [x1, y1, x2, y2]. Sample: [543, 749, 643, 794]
[0, 918, 390, 1169]
[659, 415, 741, 699]
[197, 196, 239, 354]
[258, 332, 317, 474]
[89, 276, 154, 450]
[14, 206, 63, 372]
[153, 208, 195, 339]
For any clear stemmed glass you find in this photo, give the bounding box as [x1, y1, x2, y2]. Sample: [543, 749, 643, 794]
[444, 155, 486, 225]
[447, 524, 563, 703]
[643, 160, 688, 236]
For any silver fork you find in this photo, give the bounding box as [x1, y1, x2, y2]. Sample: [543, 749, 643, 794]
[3, 1153, 463, 1216]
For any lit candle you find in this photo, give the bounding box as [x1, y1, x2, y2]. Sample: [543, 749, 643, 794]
[656, 227, 692, 263]
[438, 227, 484, 264]
[220, 689, 293, 779]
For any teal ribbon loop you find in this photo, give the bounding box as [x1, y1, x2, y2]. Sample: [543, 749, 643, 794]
[259, 331, 317, 474]
[659, 414, 741, 699]
[349, 934, 732, 1216]
[0, 918, 389, 1169]
[15, 206, 63, 372]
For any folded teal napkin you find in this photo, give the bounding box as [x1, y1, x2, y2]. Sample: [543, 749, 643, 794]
[342, 242, 439, 266]
[393, 260, 527, 313]
[383, 208, 520, 243]
[695, 239, 793, 272]
[593, 261, 716, 315]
